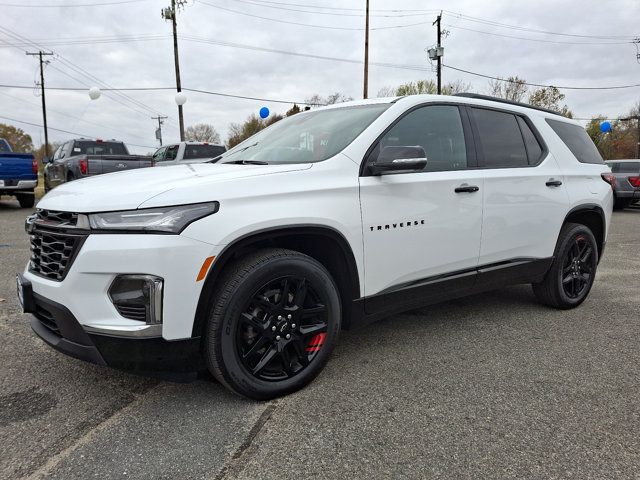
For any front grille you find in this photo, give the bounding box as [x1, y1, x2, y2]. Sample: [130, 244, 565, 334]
[28, 209, 87, 282]
[115, 304, 148, 322]
[36, 209, 79, 227]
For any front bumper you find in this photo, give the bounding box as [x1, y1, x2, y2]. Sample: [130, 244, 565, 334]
[22, 282, 203, 375]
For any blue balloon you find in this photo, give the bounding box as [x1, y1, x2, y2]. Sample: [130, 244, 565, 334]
[600, 121, 611, 133]
[259, 106, 270, 119]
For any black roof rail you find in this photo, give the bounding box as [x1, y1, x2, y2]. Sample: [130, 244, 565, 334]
[453, 93, 563, 116]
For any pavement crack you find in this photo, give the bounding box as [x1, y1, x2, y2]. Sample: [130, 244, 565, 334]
[214, 401, 279, 480]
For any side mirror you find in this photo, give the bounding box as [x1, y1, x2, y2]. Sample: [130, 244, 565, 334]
[369, 146, 427, 176]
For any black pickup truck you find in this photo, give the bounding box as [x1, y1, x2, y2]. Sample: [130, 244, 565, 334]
[44, 139, 152, 191]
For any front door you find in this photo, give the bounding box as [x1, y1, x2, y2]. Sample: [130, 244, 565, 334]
[359, 104, 484, 313]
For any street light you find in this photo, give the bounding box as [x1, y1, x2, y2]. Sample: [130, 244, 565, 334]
[175, 91, 187, 107]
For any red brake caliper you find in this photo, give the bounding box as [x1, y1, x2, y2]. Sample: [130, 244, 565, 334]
[306, 332, 327, 352]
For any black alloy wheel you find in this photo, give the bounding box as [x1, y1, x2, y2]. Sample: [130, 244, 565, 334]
[560, 233, 595, 299]
[205, 248, 341, 400]
[236, 275, 329, 381]
[533, 222, 599, 309]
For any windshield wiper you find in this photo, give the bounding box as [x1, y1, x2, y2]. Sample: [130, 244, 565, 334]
[223, 160, 269, 165]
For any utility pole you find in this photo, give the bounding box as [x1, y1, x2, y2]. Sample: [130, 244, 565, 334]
[363, 0, 369, 99]
[621, 115, 640, 159]
[152, 115, 168, 146]
[26, 51, 54, 159]
[162, 0, 186, 141]
[433, 12, 442, 95]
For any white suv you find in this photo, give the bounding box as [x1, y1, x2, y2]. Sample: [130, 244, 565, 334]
[17, 94, 613, 399]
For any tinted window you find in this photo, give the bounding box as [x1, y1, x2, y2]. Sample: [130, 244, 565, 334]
[184, 144, 226, 160]
[376, 105, 467, 172]
[473, 108, 528, 168]
[517, 117, 543, 165]
[73, 141, 128, 156]
[608, 161, 640, 173]
[546, 119, 604, 164]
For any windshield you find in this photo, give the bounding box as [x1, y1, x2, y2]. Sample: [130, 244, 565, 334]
[74, 141, 128, 155]
[219, 104, 390, 164]
[184, 144, 226, 159]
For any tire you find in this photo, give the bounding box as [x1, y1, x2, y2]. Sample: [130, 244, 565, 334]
[44, 176, 51, 193]
[205, 248, 341, 400]
[532, 223, 598, 309]
[66, 172, 75, 183]
[16, 193, 35, 208]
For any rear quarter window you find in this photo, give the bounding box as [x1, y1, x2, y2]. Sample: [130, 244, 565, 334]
[546, 119, 604, 164]
[608, 161, 640, 173]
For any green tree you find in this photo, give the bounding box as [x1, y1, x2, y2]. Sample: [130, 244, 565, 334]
[528, 86, 573, 118]
[227, 113, 283, 149]
[0, 123, 34, 152]
[185, 124, 221, 143]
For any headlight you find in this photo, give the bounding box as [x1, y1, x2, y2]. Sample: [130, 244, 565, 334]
[89, 202, 219, 233]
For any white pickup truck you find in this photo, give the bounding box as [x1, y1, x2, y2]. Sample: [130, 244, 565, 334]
[152, 141, 226, 166]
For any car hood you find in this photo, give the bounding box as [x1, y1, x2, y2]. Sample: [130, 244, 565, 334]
[38, 162, 312, 212]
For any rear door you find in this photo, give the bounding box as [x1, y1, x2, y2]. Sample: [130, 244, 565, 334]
[469, 107, 569, 269]
[359, 104, 484, 311]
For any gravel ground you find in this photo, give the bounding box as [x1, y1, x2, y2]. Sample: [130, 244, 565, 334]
[1, 196, 638, 479]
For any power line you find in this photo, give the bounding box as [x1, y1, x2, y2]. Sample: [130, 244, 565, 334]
[0, 114, 156, 149]
[444, 24, 635, 46]
[443, 10, 639, 40]
[0, 0, 147, 7]
[235, 0, 434, 13]
[443, 64, 640, 90]
[224, 0, 436, 18]
[197, 0, 431, 31]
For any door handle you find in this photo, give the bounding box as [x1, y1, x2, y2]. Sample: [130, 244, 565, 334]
[454, 185, 480, 193]
[546, 179, 563, 187]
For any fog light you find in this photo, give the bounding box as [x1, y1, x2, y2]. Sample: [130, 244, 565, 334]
[109, 275, 163, 324]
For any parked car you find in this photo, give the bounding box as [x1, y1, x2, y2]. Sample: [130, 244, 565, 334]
[44, 138, 152, 191]
[18, 94, 613, 400]
[152, 141, 226, 166]
[604, 159, 640, 209]
[0, 138, 37, 208]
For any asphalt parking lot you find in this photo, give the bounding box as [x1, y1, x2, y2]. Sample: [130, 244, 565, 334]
[1, 197, 638, 480]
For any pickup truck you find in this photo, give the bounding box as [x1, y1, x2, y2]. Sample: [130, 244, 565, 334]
[152, 141, 226, 166]
[604, 159, 640, 209]
[44, 138, 152, 191]
[0, 138, 37, 208]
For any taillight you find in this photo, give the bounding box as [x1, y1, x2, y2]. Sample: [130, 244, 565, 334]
[601, 173, 616, 190]
[79, 158, 88, 175]
[32, 157, 38, 174]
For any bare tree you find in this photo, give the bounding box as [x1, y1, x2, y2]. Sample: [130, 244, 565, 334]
[385, 79, 471, 97]
[487, 76, 528, 102]
[376, 86, 397, 97]
[185, 123, 222, 143]
[304, 92, 353, 106]
[528, 86, 573, 117]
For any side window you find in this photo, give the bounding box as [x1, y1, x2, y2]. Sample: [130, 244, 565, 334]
[153, 147, 166, 162]
[517, 117, 543, 165]
[608, 162, 620, 173]
[60, 141, 70, 158]
[546, 119, 604, 164]
[374, 105, 468, 172]
[472, 108, 528, 168]
[165, 145, 179, 161]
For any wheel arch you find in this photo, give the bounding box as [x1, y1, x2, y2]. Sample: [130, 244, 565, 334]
[563, 204, 606, 260]
[191, 225, 361, 337]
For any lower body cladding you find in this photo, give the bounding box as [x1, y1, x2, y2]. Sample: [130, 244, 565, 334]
[19, 233, 220, 377]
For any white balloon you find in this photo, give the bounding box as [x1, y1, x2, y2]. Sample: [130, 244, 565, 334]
[88, 87, 101, 100]
[175, 91, 187, 106]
